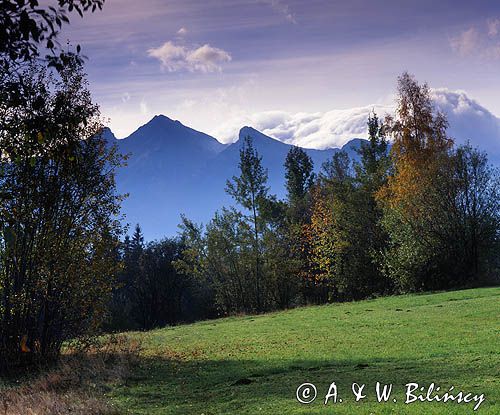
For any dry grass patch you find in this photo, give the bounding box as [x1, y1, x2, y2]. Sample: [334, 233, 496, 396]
[0, 335, 141, 415]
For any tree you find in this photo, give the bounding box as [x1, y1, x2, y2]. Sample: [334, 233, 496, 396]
[173, 73, 500, 318]
[110, 223, 217, 330]
[0, 59, 124, 368]
[356, 113, 390, 190]
[280, 146, 315, 305]
[131, 224, 144, 249]
[128, 224, 145, 294]
[1, 0, 107, 183]
[301, 182, 335, 303]
[376, 72, 456, 291]
[301, 114, 392, 302]
[301, 152, 353, 302]
[285, 146, 314, 224]
[175, 210, 255, 314]
[124, 224, 145, 288]
[435, 144, 500, 285]
[133, 239, 188, 329]
[176, 137, 299, 314]
[226, 136, 270, 311]
[107, 224, 144, 330]
[1, 0, 105, 69]
[378, 72, 452, 212]
[351, 113, 392, 295]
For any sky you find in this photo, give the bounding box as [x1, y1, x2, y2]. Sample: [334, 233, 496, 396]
[63, 0, 500, 146]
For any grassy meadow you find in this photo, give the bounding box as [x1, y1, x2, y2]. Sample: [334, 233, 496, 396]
[104, 287, 500, 414]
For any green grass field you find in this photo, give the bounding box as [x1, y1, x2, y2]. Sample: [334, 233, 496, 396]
[109, 287, 500, 414]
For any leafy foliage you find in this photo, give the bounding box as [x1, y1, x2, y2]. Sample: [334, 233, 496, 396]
[377, 73, 500, 290]
[0, 0, 105, 69]
[0, 60, 123, 368]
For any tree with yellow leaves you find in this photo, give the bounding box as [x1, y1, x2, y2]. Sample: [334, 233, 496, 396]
[375, 73, 454, 290]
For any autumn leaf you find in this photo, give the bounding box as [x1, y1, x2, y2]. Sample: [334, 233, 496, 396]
[20, 335, 30, 353]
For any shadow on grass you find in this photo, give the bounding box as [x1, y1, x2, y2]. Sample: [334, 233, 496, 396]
[112, 353, 498, 414]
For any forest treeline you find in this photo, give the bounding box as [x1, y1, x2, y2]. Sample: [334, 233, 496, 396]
[109, 73, 500, 331]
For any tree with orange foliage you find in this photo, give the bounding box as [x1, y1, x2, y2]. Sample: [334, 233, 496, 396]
[376, 73, 480, 291]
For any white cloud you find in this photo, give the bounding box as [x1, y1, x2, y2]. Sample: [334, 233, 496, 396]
[186, 44, 232, 72]
[450, 28, 479, 56]
[212, 104, 392, 149]
[140, 99, 149, 115]
[487, 18, 500, 37]
[121, 92, 131, 103]
[212, 89, 500, 158]
[484, 44, 500, 59]
[261, 0, 296, 23]
[147, 41, 186, 70]
[177, 27, 188, 36]
[431, 89, 500, 154]
[450, 19, 500, 59]
[147, 41, 231, 73]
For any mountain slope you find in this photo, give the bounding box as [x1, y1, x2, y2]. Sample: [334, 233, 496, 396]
[197, 126, 360, 213]
[117, 114, 225, 180]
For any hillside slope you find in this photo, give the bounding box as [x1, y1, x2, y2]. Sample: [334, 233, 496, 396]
[109, 287, 500, 414]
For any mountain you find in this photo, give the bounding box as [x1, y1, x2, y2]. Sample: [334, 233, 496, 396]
[117, 114, 225, 181]
[112, 116, 224, 239]
[112, 118, 362, 240]
[198, 126, 363, 208]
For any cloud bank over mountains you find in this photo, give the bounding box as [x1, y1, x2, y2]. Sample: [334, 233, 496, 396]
[213, 89, 500, 156]
[432, 89, 500, 154]
[213, 104, 392, 149]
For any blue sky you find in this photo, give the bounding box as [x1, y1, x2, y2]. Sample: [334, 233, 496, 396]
[65, 0, 500, 144]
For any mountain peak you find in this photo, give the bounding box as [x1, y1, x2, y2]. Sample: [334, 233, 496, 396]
[101, 126, 116, 139]
[239, 126, 260, 135]
[126, 115, 193, 141]
[148, 114, 182, 126]
[119, 114, 226, 160]
[342, 138, 364, 151]
[100, 127, 117, 147]
[238, 126, 280, 145]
